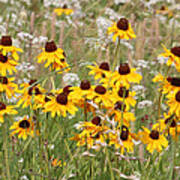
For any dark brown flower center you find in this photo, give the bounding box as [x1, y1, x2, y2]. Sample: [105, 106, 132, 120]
[171, 47, 180, 57]
[95, 85, 106, 95]
[28, 87, 41, 96]
[175, 91, 180, 102]
[120, 125, 129, 141]
[0, 76, 8, 84]
[56, 93, 68, 105]
[114, 101, 126, 111]
[60, 58, 65, 62]
[0, 54, 8, 63]
[149, 130, 159, 140]
[118, 87, 129, 98]
[45, 96, 51, 102]
[19, 120, 30, 129]
[91, 116, 101, 126]
[63, 51, 66, 57]
[62, 4, 68, 9]
[118, 63, 130, 75]
[0, 36, 12, 46]
[160, 6, 166, 10]
[29, 79, 37, 86]
[45, 41, 57, 52]
[80, 80, 91, 90]
[99, 62, 110, 71]
[63, 85, 73, 95]
[0, 102, 6, 110]
[117, 18, 129, 30]
[165, 117, 176, 127]
[167, 77, 180, 87]
[44, 93, 53, 102]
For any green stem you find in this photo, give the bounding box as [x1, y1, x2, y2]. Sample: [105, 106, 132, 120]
[105, 148, 114, 180]
[3, 121, 11, 180]
[84, 99, 87, 121]
[50, 76, 55, 89]
[112, 39, 120, 71]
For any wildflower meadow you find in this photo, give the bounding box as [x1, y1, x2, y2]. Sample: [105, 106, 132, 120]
[0, 0, 180, 179]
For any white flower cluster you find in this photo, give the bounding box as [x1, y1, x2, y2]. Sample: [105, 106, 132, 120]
[136, 59, 149, 69]
[114, 0, 128, 4]
[63, 73, 80, 85]
[96, 17, 112, 43]
[137, 100, 153, 109]
[16, 62, 35, 72]
[105, 8, 120, 21]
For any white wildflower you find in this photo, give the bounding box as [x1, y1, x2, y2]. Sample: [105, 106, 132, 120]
[136, 59, 149, 69]
[20, 175, 29, 180]
[63, 73, 80, 85]
[137, 100, 153, 109]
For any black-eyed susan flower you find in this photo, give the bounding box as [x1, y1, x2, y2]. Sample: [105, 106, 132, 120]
[153, 114, 180, 140]
[0, 36, 23, 60]
[159, 45, 180, 71]
[138, 127, 168, 154]
[70, 80, 94, 101]
[0, 54, 18, 76]
[0, 102, 17, 123]
[87, 85, 113, 107]
[54, 5, 73, 16]
[51, 157, 66, 167]
[44, 92, 78, 117]
[37, 41, 65, 69]
[112, 87, 136, 110]
[35, 92, 55, 109]
[153, 74, 180, 94]
[51, 59, 70, 73]
[109, 126, 134, 154]
[107, 18, 136, 42]
[0, 76, 18, 98]
[71, 116, 108, 149]
[88, 62, 111, 85]
[156, 5, 173, 18]
[111, 63, 142, 89]
[10, 117, 34, 140]
[109, 101, 135, 127]
[167, 91, 180, 117]
[17, 82, 46, 109]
